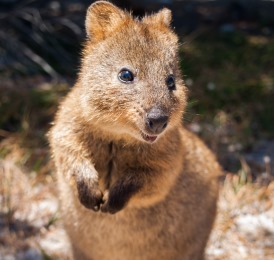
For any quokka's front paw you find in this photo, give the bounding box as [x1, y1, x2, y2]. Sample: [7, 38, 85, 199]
[100, 189, 126, 214]
[101, 191, 125, 214]
[76, 179, 103, 211]
[100, 179, 141, 214]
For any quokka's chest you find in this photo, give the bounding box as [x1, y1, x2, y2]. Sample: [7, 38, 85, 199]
[88, 141, 144, 189]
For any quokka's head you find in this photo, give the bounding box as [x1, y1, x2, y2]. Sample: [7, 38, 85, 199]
[79, 1, 187, 143]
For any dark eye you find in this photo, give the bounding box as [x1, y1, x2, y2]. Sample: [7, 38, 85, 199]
[166, 75, 176, 90]
[118, 69, 134, 83]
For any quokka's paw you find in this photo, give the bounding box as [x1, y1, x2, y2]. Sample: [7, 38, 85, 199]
[100, 189, 126, 214]
[100, 179, 140, 214]
[76, 179, 103, 211]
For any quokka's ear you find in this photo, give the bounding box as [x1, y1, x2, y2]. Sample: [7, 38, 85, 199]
[85, 1, 127, 42]
[143, 8, 172, 28]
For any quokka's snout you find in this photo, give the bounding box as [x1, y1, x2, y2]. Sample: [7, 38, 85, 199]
[145, 107, 168, 135]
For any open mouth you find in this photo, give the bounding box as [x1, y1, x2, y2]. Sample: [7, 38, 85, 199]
[141, 132, 158, 143]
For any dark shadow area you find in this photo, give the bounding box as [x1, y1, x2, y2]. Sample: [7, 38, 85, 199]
[0, 212, 39, 239]
[1, 1, 274, 77]
[0, 212, 40, 257]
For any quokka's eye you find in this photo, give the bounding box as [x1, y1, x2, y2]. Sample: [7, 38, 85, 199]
[166, 75, 176, 90]
[118, 69, 134, 83]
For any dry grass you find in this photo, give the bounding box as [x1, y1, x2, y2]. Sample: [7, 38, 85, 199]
[0, 155, 70, 259]
[207, 174, 274, 259]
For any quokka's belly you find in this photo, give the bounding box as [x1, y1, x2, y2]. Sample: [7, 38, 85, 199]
[64, 182, 216, 260]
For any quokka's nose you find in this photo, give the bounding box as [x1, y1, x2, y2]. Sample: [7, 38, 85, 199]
[146, 108, 168, 135]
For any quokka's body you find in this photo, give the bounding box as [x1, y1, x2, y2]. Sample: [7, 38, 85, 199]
[49, 1, 221, 259]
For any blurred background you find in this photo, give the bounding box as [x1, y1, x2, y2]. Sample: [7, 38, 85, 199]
[0, 0, 274, 259]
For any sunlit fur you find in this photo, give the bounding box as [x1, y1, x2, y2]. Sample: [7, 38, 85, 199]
[49, 1, 221, 259]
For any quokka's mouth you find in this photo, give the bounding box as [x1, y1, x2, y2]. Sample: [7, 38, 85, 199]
[141, 132, 158, 143]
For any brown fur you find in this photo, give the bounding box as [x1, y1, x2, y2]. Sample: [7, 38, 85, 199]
[49, 1, 221, 259]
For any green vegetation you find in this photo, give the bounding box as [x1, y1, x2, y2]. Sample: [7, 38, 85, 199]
[181, 30, 274, 141]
